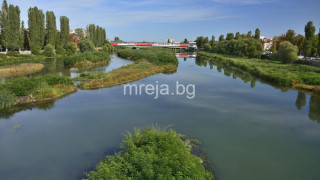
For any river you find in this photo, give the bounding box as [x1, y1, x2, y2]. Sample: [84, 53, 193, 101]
[0, 55, 319, 180]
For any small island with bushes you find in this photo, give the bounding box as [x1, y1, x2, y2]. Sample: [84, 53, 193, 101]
[84, 127, 214, 180]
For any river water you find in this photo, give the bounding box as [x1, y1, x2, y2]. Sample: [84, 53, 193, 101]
[0, 55, 319, 180]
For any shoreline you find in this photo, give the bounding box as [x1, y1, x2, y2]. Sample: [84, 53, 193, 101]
[198, 51, 320, 95]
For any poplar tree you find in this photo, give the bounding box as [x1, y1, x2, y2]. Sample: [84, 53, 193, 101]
[210, 35, 215, 45]
[7, 4, 21, 50]
[303, 21, 316, 57]
[247, 31, 252, 38]
[60, 16, 69, 47]
[1, 0, 9, 49]
[45, 11, 57, 46]
[254, 28, 260, 40]
[28, 7, 45, 48]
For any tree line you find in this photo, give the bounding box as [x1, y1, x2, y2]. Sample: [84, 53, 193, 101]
[0, 0, 107, 53]
[194, 20, 320, 61]
[195, 28, 263, 58]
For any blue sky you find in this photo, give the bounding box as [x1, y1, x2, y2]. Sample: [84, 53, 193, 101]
[8, 0, 320, 42]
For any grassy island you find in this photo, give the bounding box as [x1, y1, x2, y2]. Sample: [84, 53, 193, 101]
[76, 48, 178, 89]
[84, 127, 214, 180]
[63, 51, 111, 70]
[0, 63, 44, 77]
[0, 75, 76, 109]
[198, 51, 320, 93]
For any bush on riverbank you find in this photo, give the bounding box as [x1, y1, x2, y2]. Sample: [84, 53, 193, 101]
[80, 40, 95, 53]
[117, 48, 178, 65]
[0, 75, 76, 109]
[43, 44, 56, 57]
[272, 41, 298, 64]
[84, 127, 214, 180]
[198, 52, 320, 91]
[63, 51, 111, 67]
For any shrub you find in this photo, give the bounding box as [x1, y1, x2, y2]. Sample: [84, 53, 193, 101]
[85, 127, 213, 180]
[56, 45, 66, 55]
[0, 90, 16, 108]
[65, 42, 77, 56]
[204, 43, 212, 51]
[42, 75, 73, 85]
[273, 41, 299, 64]
[7, 51, 20, 56]
[43, 44, 56, 57]
[31, 45, 42, 55]
[79, 39, 95, 53]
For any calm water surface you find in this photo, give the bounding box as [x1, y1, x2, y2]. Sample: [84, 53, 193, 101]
[0, 55, 319, 180]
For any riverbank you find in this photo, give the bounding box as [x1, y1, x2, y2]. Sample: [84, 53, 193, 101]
[198, 52, 320, 94]
[0, 54, 48, 66]
[76, 49, 178, 89]
[0, 63, 44, 78]
[84, 127, 214, 179]
[0, 75, 77, 109]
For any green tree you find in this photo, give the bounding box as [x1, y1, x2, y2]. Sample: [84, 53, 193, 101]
[45, 11, 57, 46]
[254, 28, 260, 40]
[28, 7, 45, 48]
[75, 28, 85, 40]
[60, 16, 69, 47]
[235, 32, 240, 40]
[219, 35, 224, 41]
[318, 29, 320, 56]
[226, 33, 234, 40]
[183, 38, 189, 44]
[303, 21, 316, 57]
[79, 39, 95, 53]
[274, 41, 298, 63]
[7, 4, 21, 50]
[210, 35, 215, 45]
[203, 37, 209, 44]
[1, 0, 9, 49]
[294, 34, 305, 54]
[43, 44, 55, 57]
[204, 43, 212, 51]
[285, 30, 295, 45]
[65, 42, 77, 56]
[195, 36, 204, 48]
[247, 31, 252, 38]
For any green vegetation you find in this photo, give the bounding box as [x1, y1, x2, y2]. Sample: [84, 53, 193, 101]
[117, 48, 178, 66]
[0, 63, 44, 77]
[87, 24, 107, 47]
[45, 11, 57, 46]
[84, 127, 214, 180]
[43, 44, 55, 57]
[272, 41, 298, 63]
[198, 51, 320, 92]
[65, 42, 77, 56]
[0, 75, 76, 109]
[60, 16, 69, 47]
[213, 38, 263, 58]
[28, 6, 45, 48]
[80, 39, 95, 53]
[63, 51, 111, 67]
[77, 48, 178, 89]
[0, 54, 46, 66]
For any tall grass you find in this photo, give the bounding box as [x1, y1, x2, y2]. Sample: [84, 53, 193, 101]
[117, 48, 178, 65]
[63, 51, 111, 67]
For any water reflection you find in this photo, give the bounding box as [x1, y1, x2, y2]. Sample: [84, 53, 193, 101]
[0, 101, 55, 119]
[195, 55, 320, 123]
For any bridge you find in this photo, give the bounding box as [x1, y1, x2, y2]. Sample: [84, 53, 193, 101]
[111, 42, 197, 50]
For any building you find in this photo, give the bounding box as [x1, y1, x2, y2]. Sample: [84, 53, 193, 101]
[167, 38, 174, 43]
[260, 36, 273, 51]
